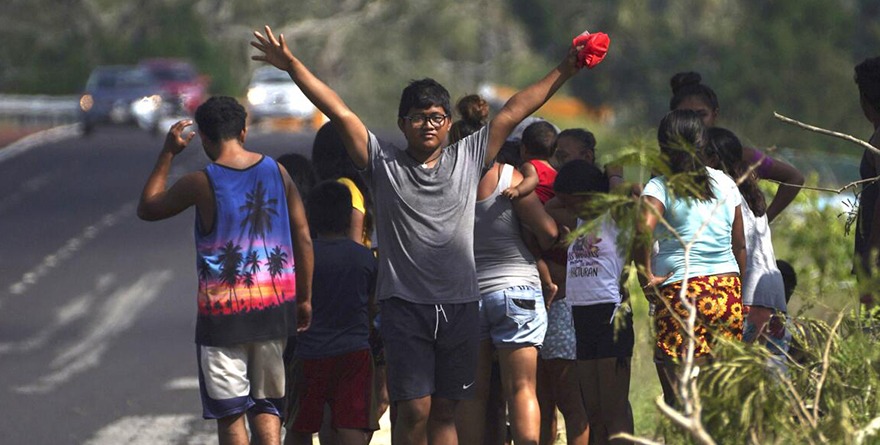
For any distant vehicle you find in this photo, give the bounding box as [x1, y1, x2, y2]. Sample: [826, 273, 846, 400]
[246, 67, 316, 124]
[138, 58, 209, 114]
[79, 66, 165, 135]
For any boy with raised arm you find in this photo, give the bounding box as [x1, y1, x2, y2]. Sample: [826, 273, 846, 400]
[251, 25, 597, 445]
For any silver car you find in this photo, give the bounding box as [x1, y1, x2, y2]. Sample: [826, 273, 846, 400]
[246, 67, 315, 122]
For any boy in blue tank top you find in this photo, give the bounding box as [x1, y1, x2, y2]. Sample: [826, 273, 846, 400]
[138, 97, 314, 445]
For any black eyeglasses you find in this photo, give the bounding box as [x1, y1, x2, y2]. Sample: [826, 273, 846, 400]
[401, 113, 448, 127]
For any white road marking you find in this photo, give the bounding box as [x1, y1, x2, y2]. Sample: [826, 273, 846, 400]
[5, 201, 135, 300]
[14, 270, 172, 394]
[0, 124, 79, 164]
[0, 294, 94, 355]
[164, 377, 200, 391]
[0, 274, 113, 355]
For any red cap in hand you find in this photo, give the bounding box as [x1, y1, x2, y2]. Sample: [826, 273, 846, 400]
[572, 31, 610, 69]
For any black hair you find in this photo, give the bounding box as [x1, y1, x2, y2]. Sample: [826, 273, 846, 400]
[449, 94, 488, 143]
[557, 128, 597, 154]
[312, 122, 360, 182]
[706, 127, 767, 217]
[497, 140, 523, 166]
[554, 159, 609, 194]
[277, 153, 317, 201]
[310, 121, 373, 234]
[657, 109, 714, 200]
[855, 57, 880, 114]
[398, 78, 451, 118]
[522, 121, 558, 158]
[307, 180, 352, 236]
[194, 96, 247, 143]
[776, 259, 797, 304]
[669, 72, 720, 112]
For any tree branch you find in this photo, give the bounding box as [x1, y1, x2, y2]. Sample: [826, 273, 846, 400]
[774, 112, 879, 155]
[611, 433, 663, 445]
[813, 310, 847, 422]
[656, 394, 718, 445]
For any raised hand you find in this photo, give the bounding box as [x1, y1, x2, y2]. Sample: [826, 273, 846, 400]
[572, 31, 610, 69]
[163, 119, 195, 155]
[251, 25, 296, 72]
[561, 43, 584, 76]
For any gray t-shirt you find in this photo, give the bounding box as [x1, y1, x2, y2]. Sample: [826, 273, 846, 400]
[362, 126, 490, 304]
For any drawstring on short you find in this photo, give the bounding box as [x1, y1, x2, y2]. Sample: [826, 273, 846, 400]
[434, 304, 448, 339]
[610, 303, 620, 324]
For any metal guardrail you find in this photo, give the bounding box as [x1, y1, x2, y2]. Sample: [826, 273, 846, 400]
[0, 94, 80, 126]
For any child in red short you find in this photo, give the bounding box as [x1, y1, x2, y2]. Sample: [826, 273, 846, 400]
[285, 181, 378, 445]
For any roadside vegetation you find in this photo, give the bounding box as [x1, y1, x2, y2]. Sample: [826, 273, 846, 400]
[580, 121, 880, 444]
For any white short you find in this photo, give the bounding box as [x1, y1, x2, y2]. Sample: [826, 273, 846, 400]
[197, 338, 287, 419]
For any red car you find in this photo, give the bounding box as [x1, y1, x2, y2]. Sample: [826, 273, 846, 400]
[138, 58, 209, 114]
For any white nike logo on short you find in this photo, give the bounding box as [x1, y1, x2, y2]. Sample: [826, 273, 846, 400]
[462, 381, 475, 390]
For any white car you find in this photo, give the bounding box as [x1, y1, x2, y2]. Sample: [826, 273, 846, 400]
[246, 67, 315, 122]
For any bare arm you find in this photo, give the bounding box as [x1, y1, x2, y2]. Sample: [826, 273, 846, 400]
[251, 26, 369, 169]
[504, 167, 556, 249]
[744, 147, 804, 223]
[137, 120, 201, 221]
[348, 209, 366, 245]
[544, 197, 576, 228]
[513, 193, 558, 251]
[502, 162, 539, 200]
[486, 46, 583, 166]
[732, 204, 747, 279]
[634, 196, 667, 291]
[280, 165, 314, 332]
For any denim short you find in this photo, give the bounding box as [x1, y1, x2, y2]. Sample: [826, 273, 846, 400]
[479, 285, 547, 348]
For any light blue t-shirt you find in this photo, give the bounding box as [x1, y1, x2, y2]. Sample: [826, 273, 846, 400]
[642, 167, 741, 285]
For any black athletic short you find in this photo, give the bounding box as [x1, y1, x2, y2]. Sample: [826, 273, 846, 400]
[380, 297, 480, 402]
[572, 303, 634, 360]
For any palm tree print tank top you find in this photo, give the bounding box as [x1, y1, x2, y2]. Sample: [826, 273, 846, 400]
[194, 156, 297, 346]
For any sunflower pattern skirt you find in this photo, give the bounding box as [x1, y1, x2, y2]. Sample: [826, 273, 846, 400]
[652, 275, 743, 359]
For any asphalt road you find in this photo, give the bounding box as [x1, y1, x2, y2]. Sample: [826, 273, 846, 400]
[0, 123, 400, 444]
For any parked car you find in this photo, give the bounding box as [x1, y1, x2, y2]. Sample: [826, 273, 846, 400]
[246, 66, 316, 124]
[138, 58, 209, 114]
[79, 66, 165, 135]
